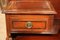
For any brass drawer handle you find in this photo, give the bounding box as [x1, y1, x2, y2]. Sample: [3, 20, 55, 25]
[26, 21, 32, 28]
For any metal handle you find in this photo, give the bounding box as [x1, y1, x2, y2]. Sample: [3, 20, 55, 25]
[26, 21, 32, 28]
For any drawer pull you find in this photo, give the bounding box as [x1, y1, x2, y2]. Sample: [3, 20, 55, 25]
[26, 21, 32, 28]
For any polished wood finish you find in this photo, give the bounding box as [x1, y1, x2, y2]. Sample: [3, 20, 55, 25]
[6, 15, 54, 33]
[8, 0, 60, 19]
[5, 0, 57, 40]
[5, 0, 56, 14]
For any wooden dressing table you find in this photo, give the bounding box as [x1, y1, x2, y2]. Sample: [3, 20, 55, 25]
[2, 0, 58, 40]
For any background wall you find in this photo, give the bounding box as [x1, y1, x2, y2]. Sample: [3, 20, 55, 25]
[0, 8, 6, 40]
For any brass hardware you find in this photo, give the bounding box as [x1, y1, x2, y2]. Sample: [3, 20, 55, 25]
[26, 21, 32, 28]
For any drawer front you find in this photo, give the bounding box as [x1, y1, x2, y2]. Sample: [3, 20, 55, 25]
[7, 15, 53, 32]
[12, 21, 46, 29]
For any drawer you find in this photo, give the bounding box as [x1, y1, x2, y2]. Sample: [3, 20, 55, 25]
[9, 15, 49, 29]
[7, 15, 53, 32]
[12, 21, 46, 29]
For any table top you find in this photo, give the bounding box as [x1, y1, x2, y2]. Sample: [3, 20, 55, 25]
[4, 0, 57, 14]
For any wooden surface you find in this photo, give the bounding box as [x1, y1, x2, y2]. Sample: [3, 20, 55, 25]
[4, 0, 56, 14]
[7, 0, 60, 19]
[6, 14, 56, 34]
[5, 0, 59, 40]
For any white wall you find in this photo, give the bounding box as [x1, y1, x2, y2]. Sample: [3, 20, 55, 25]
[0, 8, 6, 40]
